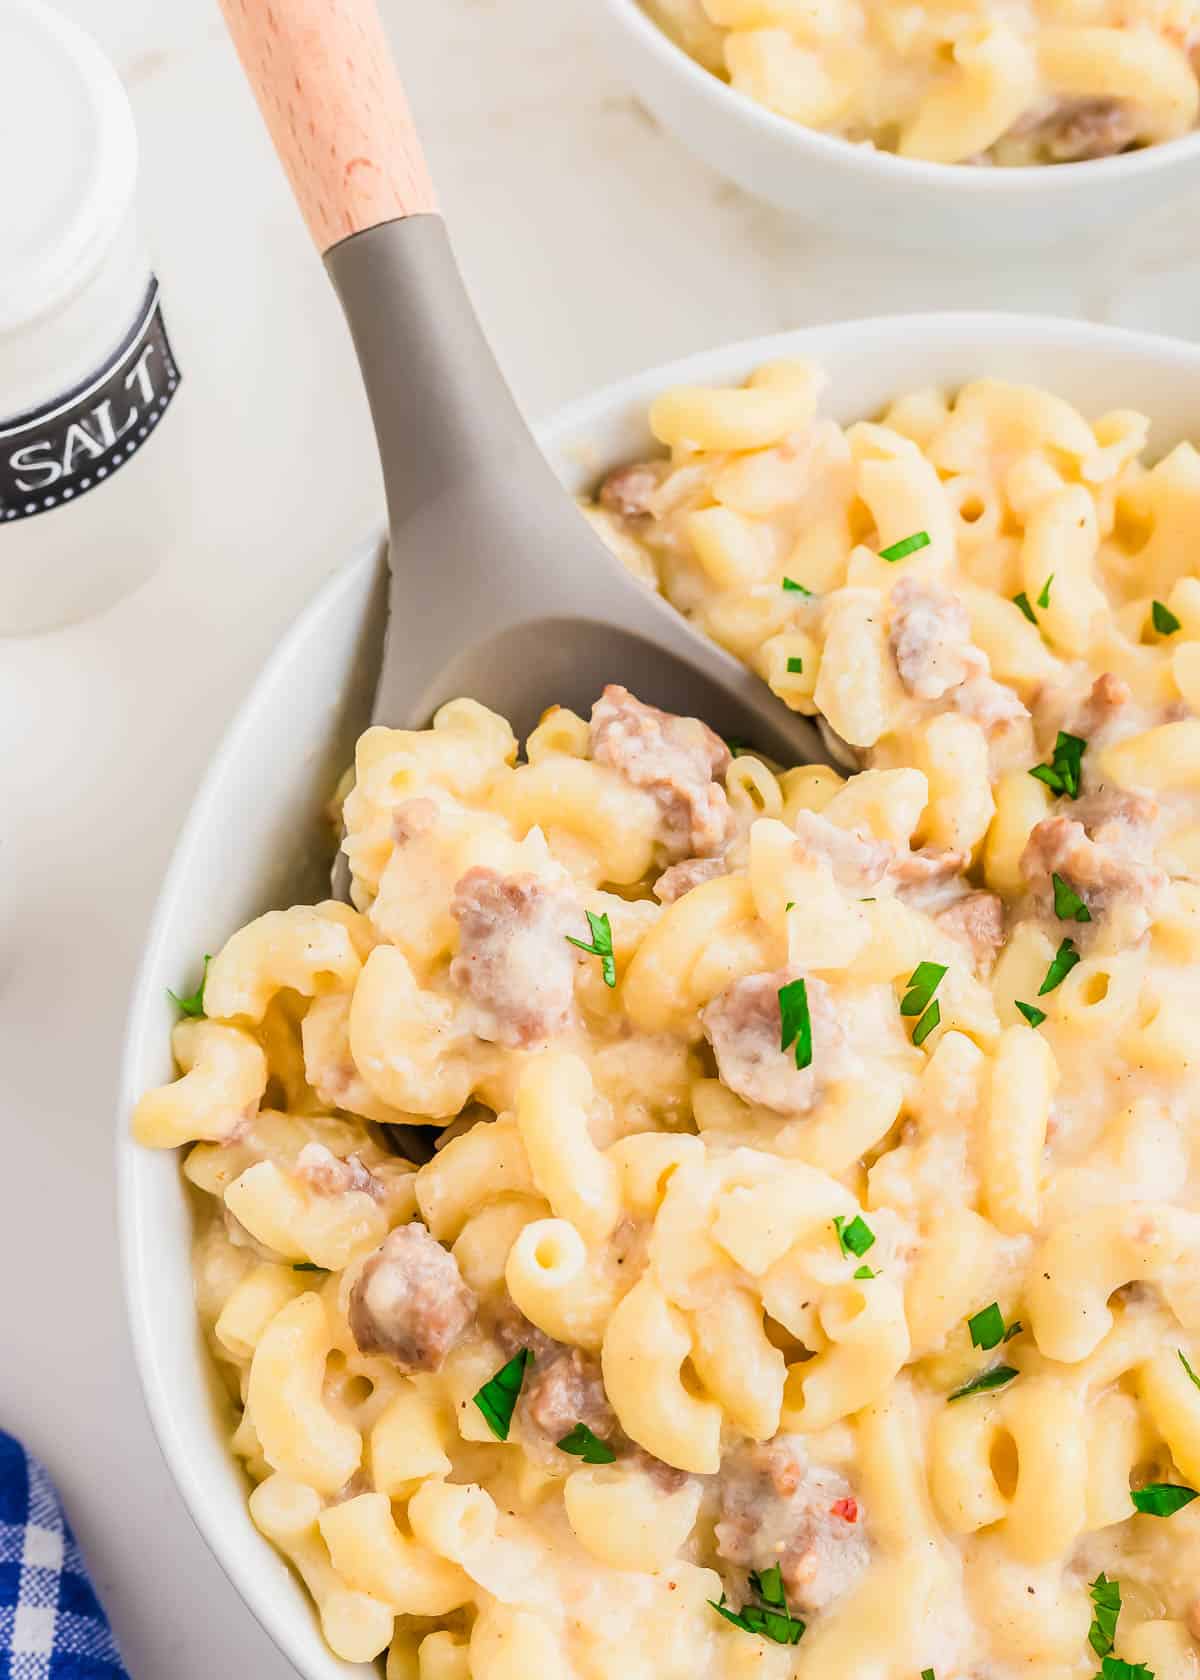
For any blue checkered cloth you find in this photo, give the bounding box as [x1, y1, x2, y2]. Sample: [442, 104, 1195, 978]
[0, 1431, 129, 1679]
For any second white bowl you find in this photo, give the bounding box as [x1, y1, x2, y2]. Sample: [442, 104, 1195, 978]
[598, 0, 1200, 248]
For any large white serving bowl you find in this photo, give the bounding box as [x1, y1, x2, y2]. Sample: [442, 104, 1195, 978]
[119, 313, 1200, 1679]
[598, 0, 1200, 247]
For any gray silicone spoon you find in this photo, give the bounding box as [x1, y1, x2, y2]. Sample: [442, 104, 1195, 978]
[218, 0, 828, 903]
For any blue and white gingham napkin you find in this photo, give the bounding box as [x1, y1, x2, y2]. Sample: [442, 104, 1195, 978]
[0, 1430, 129, 1679]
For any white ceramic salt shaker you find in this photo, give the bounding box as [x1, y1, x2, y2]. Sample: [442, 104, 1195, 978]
[0, 0, 184, 635]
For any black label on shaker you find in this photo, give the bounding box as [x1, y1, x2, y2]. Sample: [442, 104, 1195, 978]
[0, 278, 181, 525]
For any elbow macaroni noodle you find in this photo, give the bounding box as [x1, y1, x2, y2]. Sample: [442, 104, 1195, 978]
[643, 0, 1200, 164]
[136, 359, 1200, 1676]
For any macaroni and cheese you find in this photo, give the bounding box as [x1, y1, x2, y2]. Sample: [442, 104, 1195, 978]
[137, 360, 1200, 1678]
[643, 0, 1200, 164]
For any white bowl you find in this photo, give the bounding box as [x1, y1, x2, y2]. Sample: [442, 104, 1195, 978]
[597, 0, 1200, 247]
[119, 313, 1200, 1679]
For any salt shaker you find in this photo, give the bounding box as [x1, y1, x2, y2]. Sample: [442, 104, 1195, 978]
[0, 0, 184, 635]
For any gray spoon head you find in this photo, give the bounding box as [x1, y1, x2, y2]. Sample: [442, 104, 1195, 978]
[324, 216, 832, 902]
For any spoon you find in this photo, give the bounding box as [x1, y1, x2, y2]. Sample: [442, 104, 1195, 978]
[217, 0, 828, 907]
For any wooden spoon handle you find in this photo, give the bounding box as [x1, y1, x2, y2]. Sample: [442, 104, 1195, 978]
[218, 0, 438, 253]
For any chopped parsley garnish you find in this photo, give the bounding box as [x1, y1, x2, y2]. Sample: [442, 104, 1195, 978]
[967, 1302, 1014, 1351]
[1014, 591, 1037, 625]
[557, 1423, 616, 1465]
[782, 577, 812, 595]
[1094, 1661, 1154, 1680]
[709, 1596, 804, 1646]
[834, 1214, 876, 1260]
[786, 655, 804, 673]
[1030, 731, 1086, 800]
[1088, 1573, 1122, 1659]
[752, 1566, 788, 1607]
[912, 1000, 940, 1047]
[901, 961, 947, 1017]
[922, 1672, 936, 1680]
[785, 900, 795, 912]
[566, 910, 616, 988]
[854, 1264, 876, 1280]
[472, 1349, 531, 1441]
[724, 736, 753, 757]
[1037, 573, 1054, 609]
[1152, 599, 1182, 636]
[1015, 1000, 1047, 1028]
[1179, 1348, 1200, 1391]
[292, 1263, 328, 1274]
[1052, 873, 1092, 923]
[1039, 938, 1081, 996]
[901, 961, 946, 1047]
[778, 977, 813, 1071]
[710, 1565, 806, 1647]
[948, 1364, 1018, 1403]
[168, 954, 212, 1018]
[964, 1303, 1022, 1349]
[879, 530, 931, 563]
[1131, 1482, 1198, 1518]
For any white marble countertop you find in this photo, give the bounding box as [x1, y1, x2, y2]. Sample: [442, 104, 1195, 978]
[5, 2, 1200, 1675]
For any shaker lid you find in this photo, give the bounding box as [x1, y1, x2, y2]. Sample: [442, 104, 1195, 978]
[0, 0, 138, 334]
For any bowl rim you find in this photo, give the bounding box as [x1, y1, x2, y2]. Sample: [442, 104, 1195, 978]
[602, 0, 1200, 192]
[117, 309, 1200, 1679]
[116, 528, 389, 1679]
